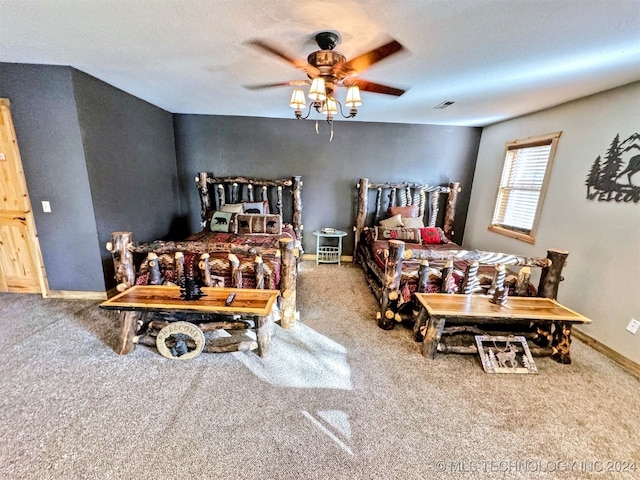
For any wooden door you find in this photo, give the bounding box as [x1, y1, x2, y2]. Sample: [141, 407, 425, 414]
[0, 98, 48, 295]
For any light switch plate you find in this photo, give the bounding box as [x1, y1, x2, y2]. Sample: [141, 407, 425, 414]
[41, 201, 51, 213]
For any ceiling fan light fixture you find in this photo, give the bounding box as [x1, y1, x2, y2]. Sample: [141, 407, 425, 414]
[308, 77, 327, 102]
[289, 88, 306, 109]
[345, 85, 362, 108]
[321, 98, 338, 117]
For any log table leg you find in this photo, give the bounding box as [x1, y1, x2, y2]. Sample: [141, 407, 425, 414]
[255, 315, 271, 357]
[117, 310, 140, 355]
[421, 316, 446, 359]
[551, 321, 573, 364]
[413, 306, 428, 342]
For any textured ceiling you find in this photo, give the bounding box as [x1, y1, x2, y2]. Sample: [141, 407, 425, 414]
[1, 0, 639, 127]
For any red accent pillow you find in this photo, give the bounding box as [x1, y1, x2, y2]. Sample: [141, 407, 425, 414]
[420, 227, 445, 245]
[389, 205, 419, 218]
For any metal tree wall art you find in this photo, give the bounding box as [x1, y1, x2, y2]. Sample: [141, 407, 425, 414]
[586, 133, 640, 203]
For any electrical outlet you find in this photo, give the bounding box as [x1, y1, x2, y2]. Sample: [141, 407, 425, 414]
[626, 318, 640, 335]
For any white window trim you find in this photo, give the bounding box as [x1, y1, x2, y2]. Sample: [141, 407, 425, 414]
[488, 131, 562, 244]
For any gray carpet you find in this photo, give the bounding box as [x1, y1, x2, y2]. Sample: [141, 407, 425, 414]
[1, 261, 638, 479]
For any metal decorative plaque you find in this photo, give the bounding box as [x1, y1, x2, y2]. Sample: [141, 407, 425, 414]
[475, 335, 537, 374]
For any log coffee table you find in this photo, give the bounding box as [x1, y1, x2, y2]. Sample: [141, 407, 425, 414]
[414, 293, 591, 364]
[100, 286, 279, 358]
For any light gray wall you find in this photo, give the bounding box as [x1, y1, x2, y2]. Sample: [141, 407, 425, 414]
[174, 114, 482, 255]
[464, 82, 640, 364]
[0, 63, 104, 291]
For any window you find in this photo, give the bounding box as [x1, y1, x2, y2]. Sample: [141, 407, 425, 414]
[489, 132, 561, 244]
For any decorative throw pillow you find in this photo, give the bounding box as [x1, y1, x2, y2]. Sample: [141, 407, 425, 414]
[419, 227, 447, 245]
[237, 214, 282, 235]
[209, 211, 236, 233]
[401, 217, 425, 228]
[379, 213, 404, 229]
[243, 201, 270, 215]
[389, 205, 419, 218]
[220, 203, 244, 214]
[377, 227, 422, 244]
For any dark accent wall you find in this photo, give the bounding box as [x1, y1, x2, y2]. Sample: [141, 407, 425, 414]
[71, 70, 180, 289]
[0, 63, 180, 291]
[174, 114, 481, 254]
[0, 63, 104, 290]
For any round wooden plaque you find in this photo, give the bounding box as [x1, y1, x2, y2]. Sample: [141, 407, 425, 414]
[156, 322, 205, 360]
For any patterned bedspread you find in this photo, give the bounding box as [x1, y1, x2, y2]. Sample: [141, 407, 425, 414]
[363, 230, 531, 301]
[135, 226, 297, 289]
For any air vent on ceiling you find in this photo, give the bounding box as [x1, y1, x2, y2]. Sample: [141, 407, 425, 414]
[434, 100, 455, 109]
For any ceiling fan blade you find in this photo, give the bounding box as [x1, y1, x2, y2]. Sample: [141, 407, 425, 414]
[336, 39, 404, 77]
[244, 80, 311, 90]
[247, 39, 319, 76]
[343, 78, 406, 97]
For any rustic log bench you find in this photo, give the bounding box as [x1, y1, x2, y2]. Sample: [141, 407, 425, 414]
[100, 286, 279, 358]
[414, 293, 591, 364]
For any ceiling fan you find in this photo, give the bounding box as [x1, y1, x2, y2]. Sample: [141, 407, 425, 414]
[245, 31, 407, 122]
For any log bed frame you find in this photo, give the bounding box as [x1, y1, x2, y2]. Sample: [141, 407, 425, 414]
[352, 177, 567, 334]
[106, 172, 303, 329]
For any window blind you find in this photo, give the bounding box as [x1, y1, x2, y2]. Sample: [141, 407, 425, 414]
[491, 142, 552, 233]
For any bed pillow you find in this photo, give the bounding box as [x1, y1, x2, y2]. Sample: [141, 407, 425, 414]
[243, 200, 270, 215]
[379, 213, 404, 229]
[377, 227, 422, 244]
[419, 227, 448, 245]
[401, 217, 425, 228]
[209, 211, 236, 233]
[220, 203, 244, 214]
[237, 214, 282, 235]
[389, 205, 419, 218]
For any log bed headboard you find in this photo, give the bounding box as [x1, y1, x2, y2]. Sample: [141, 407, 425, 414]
[353, 178, 461, 259]
[195, 172, 303, 244]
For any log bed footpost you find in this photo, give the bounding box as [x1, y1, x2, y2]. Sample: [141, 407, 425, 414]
[195, 172, 211, 227]
[538, 248, 569, 299]
[353, 178, 369, 263]
[199, 253, 212, 287]
[444, 182, 460, 239]
[254, 256, 264, 289]
[292, 176, 303, 249]
[228, 254, 242, 288]
[279, 237, 297, 329]
[106, 231, 136, 293]
[147, 253, 162, 285]
[378, 240, 404, 330]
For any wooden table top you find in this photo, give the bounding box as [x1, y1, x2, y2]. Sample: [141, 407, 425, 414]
[415, 293, 591, 323]
[100, 286, 280, 316]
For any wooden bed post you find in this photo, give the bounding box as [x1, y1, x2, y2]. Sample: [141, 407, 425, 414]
[292, 176, 303, 248]
[353, 178, 369, 263]
[538, 248, 569, 299]
[195, 172, 211, 227]
[444, 182, 460, 239]
[279, 237, 297, 329]
[378, 240, 405, 330]
[105, 231, 136, 293]
[199, 253, 213, 287]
